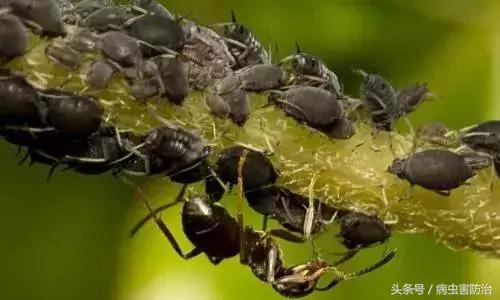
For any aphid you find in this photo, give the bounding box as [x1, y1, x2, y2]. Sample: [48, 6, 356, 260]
[183, 20, 235, 89]
[67, 29, 101, 53]
[124, 126, 210, 179]
[388, 149, 476, 196]
[0, 12, 28, 62]
[338, 211, 391, 250]
[101, 31, 142, 67]
[206, 74, 250, 126]
[396, 83, 429, 115]
[280, 44, 342, 96]
[236, 64, 285, 92]
[270, 86, 354, 139]
[8, 0, 65, 36]
[126, 13, 185, 56]
[0, 71, 43, 127]
[358, 70, 429, 131]
[61, 130, 137, 175]
[266, 187, 339, 237]
[61, 0, 107, 24]
[86, 60, 117, 89]
[213, 11, 270, 69]
[78, 5, 137, 32]
[132, 0, 175, 20]
[414, 122, 459, 149]
[460, 120, 500, 154]
[204, 146, 278, 202]
[39, 89, 104, 137]
[152, 55, 189, 104]
[357, 70, 398, 131]
[45, 42, 84, 69]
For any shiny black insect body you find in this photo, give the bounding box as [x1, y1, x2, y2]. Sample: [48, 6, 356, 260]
[101, 30, 142, 67]
[0, 11, 28, 62]
[280, 45, 342, 96]
[270, 86, 354, 139]
[133, 0, 175, 20]
[39, 89, 104, 138]
[0, 71, 44, 127]
[214, 11, 270, 69]
[79, 5, 138, 32]
[388, 149, 475, 196]
[205, 146, 278, 201]
[339, 211, 391, 250]
[123, 126, 210, 183]
[86, 59, 117, 89]
[8, 0, 65, 36]
[126, 13, 185, 56]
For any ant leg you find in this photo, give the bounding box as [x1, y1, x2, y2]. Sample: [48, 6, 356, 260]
[121, 177, 199, 260]
[129, 184, 188, 236]
[316, 249, 396, 291]
[268, 229, 305, 243]
[261, 215, 269, 231]
[237, 150, 250, 264]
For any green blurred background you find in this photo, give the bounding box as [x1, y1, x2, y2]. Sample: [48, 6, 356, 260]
[1, 0, 500, 299]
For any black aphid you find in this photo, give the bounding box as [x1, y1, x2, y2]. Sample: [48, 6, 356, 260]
[0, 12, 28, 62]
[339, 211, 391, 250]
[388, 149, 475, 196]
[39, 89, 104, 137]
[280, 44, 342, 96]
[0, 71, 43, 127]
[8, 0, 65, 36]
[270, 86, 354, 139]
[214, 11, 270, 69]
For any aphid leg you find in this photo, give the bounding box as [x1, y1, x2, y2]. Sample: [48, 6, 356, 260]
[121, 176, 200, 259]
[18, 152, 30, 166]
[403, 116, 415, 137]
[435, 190, 451, 197]
[315, 249, 397, 291]
[268, 228, 306, 243]
[366, 91, 388, 110]
[129, 184, 188, 236]
[147, 104, 177, 128]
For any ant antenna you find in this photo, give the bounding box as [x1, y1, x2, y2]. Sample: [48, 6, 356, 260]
[295, 42, 302, 53]
[129, 184, 188, 236]
[231, 10, 238, 23]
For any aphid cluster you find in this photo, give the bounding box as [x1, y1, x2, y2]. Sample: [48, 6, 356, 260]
[9, 0, 496, 297]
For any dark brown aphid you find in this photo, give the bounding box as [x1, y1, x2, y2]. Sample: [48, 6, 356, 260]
[0, 12, 28, 62]
[339, 211, 391, 250]
[388, 149, 475, 196]
[39, 89, 104, 137]
[9, 0, 65, 36]
[270, 86, 354, 139]
[86, 60, 116, 89]
[0, 71, 43, 127]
